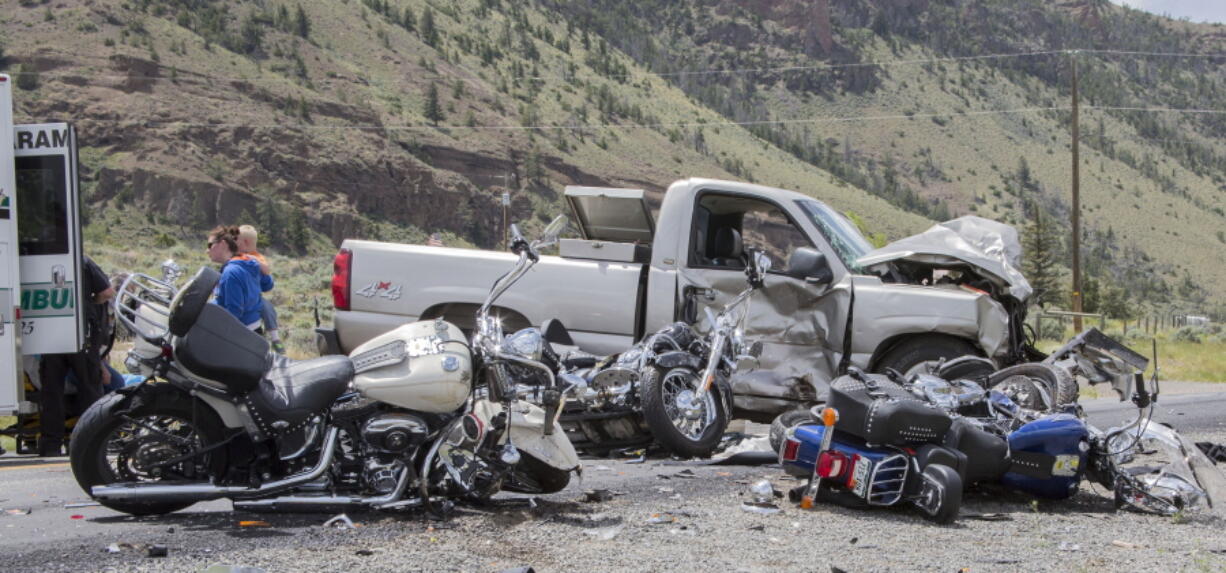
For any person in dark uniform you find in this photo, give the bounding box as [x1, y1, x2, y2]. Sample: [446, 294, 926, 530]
[37, 255, 114, 457]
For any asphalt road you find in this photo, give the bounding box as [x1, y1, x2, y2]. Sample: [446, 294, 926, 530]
[1, 391, 1224, 572]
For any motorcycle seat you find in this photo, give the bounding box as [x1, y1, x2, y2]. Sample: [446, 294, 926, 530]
[175, 303, 271, 394]
[244, 354, 354, 435]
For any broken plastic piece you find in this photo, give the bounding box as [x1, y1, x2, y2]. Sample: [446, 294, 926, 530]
[582, 525, 623, 540]
[749, 479, 775, 504]
[646, 513, 676, 525]
[740, 501, 782, 515]
[238, 520, 270, 528]
[64, 502, 101, 509]
[4, 508, 30, 516]
[104, 543, 121, 554]
[323, 513, 357, 529]
[147, 544, 168, 558]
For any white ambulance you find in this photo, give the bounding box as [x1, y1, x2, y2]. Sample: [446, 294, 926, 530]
[1, 73, 88, 453]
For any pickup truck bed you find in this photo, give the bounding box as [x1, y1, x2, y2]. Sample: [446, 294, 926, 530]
[336, 240, 644, 355]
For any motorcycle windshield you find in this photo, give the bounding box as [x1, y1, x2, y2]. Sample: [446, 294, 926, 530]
[1107, 422, 1224, 516]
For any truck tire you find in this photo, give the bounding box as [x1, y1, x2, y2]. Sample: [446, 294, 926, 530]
[641, 366, 728, 458]
[874, 336, 979, 379]
[769, 408, 816, 454]
[69, 390, 228, 516]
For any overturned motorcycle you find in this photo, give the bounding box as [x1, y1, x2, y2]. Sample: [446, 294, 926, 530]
[71, 217, 580, 516]
[777, 330, 1226, 523]
[501, 249, 771, 458]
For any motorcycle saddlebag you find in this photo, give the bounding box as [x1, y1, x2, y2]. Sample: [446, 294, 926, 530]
[827, 372, 951, 446]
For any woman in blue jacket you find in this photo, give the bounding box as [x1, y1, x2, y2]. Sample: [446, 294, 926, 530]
[206, 225, 273, 330]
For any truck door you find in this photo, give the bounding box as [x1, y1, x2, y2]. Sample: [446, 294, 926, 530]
[14, 123, 83, 356]
[0, 75, 18, 412]
[679, 191, 846, 411]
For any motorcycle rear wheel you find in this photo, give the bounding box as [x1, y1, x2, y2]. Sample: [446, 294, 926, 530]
[640, 366, 728, 458]
[69, 390, 228, 516]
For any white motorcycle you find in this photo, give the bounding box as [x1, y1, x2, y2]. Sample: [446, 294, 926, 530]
[70, 217, 579, 516]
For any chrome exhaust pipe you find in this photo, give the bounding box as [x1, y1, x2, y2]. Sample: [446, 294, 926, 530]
[233, 462, 415, 512]
[91, 428, 340, 504]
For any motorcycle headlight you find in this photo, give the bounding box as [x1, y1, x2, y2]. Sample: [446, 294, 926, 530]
[502, 328, 544, 361]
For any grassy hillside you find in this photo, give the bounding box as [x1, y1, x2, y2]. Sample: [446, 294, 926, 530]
[1, 0, 1224, 352]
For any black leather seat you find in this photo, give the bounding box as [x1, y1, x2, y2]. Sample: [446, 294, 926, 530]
[176, 303, 271, 394]
[245, 354, 354, 435]
[711, 227, 745, 267]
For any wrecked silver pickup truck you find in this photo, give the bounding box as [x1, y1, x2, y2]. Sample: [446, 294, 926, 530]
[320, 178, 1036, 420]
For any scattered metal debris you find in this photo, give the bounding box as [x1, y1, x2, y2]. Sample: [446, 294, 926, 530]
[104, 543, 121, 554]
[1057, 542, 1081, 552]
[749, 479, 776, 503]
[64, 502, 100, 509]
[355, 549, 375, 557]
[238, 520, 270, 528]
[323, 514, 357, 529]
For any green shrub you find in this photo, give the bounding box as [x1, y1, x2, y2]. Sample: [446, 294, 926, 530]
[1172, 326, 1205, 344]
[15, 63, 38, 90]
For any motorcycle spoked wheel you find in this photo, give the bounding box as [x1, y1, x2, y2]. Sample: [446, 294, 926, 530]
[913, 464, 963, 524]
[640, 366, 729, 458]
[987, 363, 1079, 412]
[69, 391, 228, 516]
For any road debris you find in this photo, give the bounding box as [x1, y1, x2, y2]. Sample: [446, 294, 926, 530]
[962, 513, 1012, 521]
[70, 514, 85, 520]
[741, 501, 783, 515]
[582, 525, 623, 540]
[238, 520, 270, 528]
[64, 502, 100, 509]
[1057, 542, 1081, 552]
[4, 508, 30, 516]
[355, 549, 375, 556]
[749, 479, 777, 503]
[583, 489, 615, 503]
[104, 543, 121, 554]
[323, 514, 357, 529]
[646, 513, 676, 525]
[201, 566, 268, 573]
[147, 544, 168, 558]
[1111, 540, 1139, 549]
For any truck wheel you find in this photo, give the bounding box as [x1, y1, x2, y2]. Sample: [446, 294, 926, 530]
[874, 336, 979, 379]
[769, 408, 816, 454]
[641, 366, 728, 458]
[70, 390, 228, 516]
[914, 464, 962, 524]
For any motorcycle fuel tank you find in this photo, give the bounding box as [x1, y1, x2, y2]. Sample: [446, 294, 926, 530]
[1002, 413, 1089, 499]
[350, 319, 471, 413]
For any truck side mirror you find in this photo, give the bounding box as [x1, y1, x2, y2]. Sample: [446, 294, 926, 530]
[786, 247, 833, 286]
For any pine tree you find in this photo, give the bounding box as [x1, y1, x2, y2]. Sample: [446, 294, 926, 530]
[423, 83, 444, 125]
[420, 7, 439, 47]
[1022, 203, 1066, 308]
[293, 5, 311, 39]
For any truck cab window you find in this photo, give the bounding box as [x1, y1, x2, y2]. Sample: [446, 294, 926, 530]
[16, 155, 70, 256]
[692, 193, 811, 271]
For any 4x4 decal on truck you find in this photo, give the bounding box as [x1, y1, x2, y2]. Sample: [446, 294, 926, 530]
[356, 280, 402, 301]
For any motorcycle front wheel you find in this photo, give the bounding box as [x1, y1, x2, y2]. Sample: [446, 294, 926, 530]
[640, 366, 729, 458]
[69, 389, 228, 516]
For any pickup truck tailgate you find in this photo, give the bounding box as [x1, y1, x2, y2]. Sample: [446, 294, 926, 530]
[338, 240, 643, 354]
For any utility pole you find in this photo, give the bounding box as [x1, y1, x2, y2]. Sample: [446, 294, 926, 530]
[1070, 53, 1083, 333]
[493, 173, 512, 251]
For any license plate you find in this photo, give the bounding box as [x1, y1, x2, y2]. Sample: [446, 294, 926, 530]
[850, 455, 872, 498]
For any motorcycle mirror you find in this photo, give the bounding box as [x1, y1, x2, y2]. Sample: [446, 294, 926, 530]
[538, 215, 569, 246]
[161, 259, 183, 283]
[735, 354, 760, 374]
[753, 251, 772, 275]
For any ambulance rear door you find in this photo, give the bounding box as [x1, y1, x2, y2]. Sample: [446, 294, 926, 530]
[14, 122, 84, 356]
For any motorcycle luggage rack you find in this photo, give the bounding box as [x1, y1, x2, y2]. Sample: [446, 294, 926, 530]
[114, 272, 176, 343]
[866, 454, 908, 506]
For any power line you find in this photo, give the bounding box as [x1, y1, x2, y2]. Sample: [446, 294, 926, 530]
[59, 105, 1069, 132]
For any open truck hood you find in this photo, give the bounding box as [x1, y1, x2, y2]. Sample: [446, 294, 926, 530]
[856, 216, 1032, 302]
